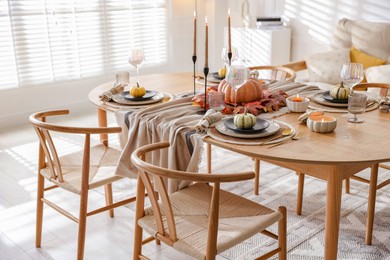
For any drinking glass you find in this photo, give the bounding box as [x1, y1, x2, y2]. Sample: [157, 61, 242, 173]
[348, 92, 367, 123]
[221, 46, 239, 65]
[208, 92, 225, 111]
[225, 64, 249, 105]
[340, 63, 364, 90]
[128, 48, 145, 85]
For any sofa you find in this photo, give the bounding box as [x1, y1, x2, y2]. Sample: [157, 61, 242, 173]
[283, 18, 390, 92]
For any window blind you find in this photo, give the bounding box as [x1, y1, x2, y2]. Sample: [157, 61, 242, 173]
[0, 0, 167, 90]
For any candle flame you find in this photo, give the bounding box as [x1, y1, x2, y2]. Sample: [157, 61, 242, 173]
[228, 8, 230, 16]
[194, 11, 196, 18]
[205, 16, 207, 24]
[321, 118, 325, 123]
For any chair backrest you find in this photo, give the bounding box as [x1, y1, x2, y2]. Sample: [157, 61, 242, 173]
[29, 109, 121, 184]
[354, 83, 390, 97]
[131, 141, 255, 248]
[249, 65, 296, 82]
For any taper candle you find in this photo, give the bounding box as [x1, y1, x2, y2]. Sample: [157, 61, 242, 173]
[193, 11, 196, 56]
[228, 8, 231, 53]
[205, 16, 208, 68]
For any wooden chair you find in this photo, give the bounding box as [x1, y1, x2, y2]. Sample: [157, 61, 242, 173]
[30, 109, 136, 260]
[249, 65, 297, 82]
[131, 141, 287, 260]
[295, 82, 390, 245]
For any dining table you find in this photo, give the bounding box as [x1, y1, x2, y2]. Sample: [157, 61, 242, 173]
[88, 72, 390, 260]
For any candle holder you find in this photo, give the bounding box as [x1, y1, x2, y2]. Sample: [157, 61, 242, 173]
[228, 52, 232, 66]
[192, 55, 197, 95]
[203, 67, 209, 113]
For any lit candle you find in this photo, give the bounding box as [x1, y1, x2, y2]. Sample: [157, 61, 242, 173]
[228, 8, 231, 53]
[292, 94, 303, 102]
[193, 11, 196, 56]
[205, 16, 208, 68]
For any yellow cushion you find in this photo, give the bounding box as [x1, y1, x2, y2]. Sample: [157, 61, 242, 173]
[350, 46, 387, 82]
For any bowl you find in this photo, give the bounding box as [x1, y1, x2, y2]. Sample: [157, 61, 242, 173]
[286, 95, 310, 112]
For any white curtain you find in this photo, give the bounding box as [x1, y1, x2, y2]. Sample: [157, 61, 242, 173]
[0, 0, 168, 89]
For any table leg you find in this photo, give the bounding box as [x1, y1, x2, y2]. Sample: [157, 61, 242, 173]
[97, 108, 108, 146]
[207, 143, 212, 174]
[254, 158, 260, 195]
[324, 165, 343, 260]
[366, 163, 378, 245]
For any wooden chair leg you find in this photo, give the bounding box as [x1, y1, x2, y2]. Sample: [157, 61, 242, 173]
[207, 143, 212, 174]
[77, 190, 89, 260]
[278, 206, 287, 260]
[296, 172, 305, 215]
[36, 174, 45, 248]
[366, 164, 379, 245]
[254, 158, 260, 195]
[104, 184, 114, 217]
[345, 178, 350, 194]
[134, 176, 146, 260]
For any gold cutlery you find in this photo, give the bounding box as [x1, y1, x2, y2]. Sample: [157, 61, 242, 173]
[266, 128, 294, 142]
[266, 132, 303, 149]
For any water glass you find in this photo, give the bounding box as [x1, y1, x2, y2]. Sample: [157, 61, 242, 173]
[208, 92, 225, 111]
[115, 71, 130, 85]
[348, 92, 367, 123]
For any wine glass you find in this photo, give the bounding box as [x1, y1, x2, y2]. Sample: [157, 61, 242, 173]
[128, 48, 145, 85]
[226, 64, 249, 106]
[340, 63, 364, 90]
[348, 92, 367, 123]
[221, 46, 239, 65]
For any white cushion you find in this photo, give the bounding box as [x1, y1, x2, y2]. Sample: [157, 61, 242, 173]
[332, 18, 390, 63]
[305, 48, 350, 84]
[304, 82, 335, 91]
[365, 64, 390, 96]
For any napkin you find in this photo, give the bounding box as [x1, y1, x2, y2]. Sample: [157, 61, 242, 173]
[99, 83, 125, 101]
[195, 109, 223, 134]
[379, 97, 390, 112]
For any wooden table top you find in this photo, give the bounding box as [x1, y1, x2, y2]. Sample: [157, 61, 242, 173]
[205, 110, 390, 165]
[89, 72, 390, 165]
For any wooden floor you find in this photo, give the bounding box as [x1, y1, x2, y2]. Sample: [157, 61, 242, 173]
[0, 110, 195, 260]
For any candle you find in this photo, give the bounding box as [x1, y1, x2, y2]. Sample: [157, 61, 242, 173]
[292, 94, 303, 102]
[228, 8, 231, 53]
[307, 115, 337, 133]
[205, 16, 208, 68]
[193, 11, 196, 56]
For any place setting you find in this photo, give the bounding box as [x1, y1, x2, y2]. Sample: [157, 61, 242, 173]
[309, 63, 380, 112]
[101, 49, 174, 108]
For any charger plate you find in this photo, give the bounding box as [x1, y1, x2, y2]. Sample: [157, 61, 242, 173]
[208, 120, 295, 145]
[105, 93, 174, 109]
[112, 91, 163, 105]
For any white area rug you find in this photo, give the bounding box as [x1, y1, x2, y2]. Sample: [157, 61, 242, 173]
[116, 145, 390, 259]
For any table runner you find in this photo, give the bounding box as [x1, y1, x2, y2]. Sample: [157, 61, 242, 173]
[114, 97, 205, 192]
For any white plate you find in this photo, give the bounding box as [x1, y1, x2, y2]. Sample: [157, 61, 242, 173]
[112, 91, 164, 105]
[215, 119, 280, 139]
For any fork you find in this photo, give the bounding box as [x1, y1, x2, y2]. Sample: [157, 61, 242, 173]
[266, 132, 303, 149]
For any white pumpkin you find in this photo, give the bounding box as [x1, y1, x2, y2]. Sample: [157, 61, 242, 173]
[234, 112, 257, 129]
[330, 82, 351, 100]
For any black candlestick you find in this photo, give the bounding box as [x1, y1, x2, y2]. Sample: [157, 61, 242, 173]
[192, 55, 197, 95]
[228, 52, 232, 66]
[203, 67, 209, 113]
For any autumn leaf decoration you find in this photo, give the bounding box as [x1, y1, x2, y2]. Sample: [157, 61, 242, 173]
[192, 88, 287, 115]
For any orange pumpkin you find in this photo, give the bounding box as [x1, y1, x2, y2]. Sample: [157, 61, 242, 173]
[217, 78, 264, 104]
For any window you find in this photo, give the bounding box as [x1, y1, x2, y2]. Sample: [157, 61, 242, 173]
[0, 0, 168, 90]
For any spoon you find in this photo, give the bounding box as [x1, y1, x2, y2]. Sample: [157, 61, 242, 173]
[267, 128, 294, 142]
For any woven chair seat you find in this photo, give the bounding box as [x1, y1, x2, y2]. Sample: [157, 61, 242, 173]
[139, 183, 282, 259]
[40, 144, 122, 194]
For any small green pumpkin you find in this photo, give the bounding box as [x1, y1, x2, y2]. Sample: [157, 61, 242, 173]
[330, 82, 351, 100]
[233, 111, 257, 129]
